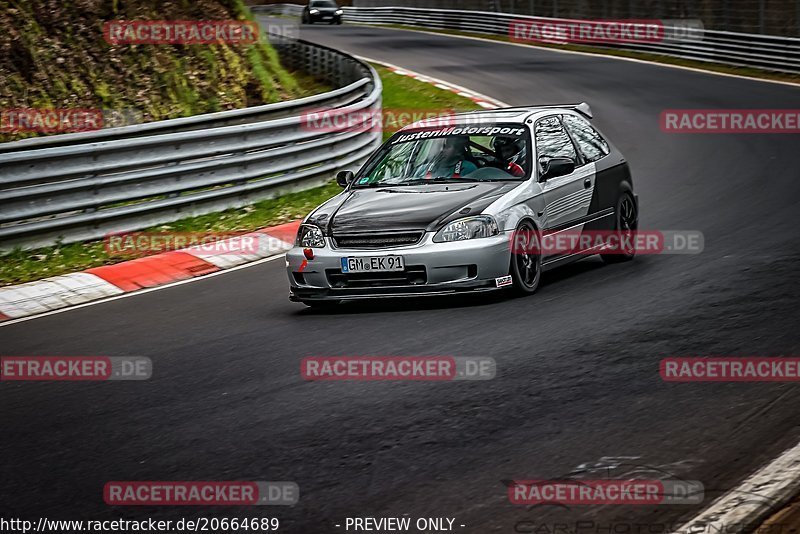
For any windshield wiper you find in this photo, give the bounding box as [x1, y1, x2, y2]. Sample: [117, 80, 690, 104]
[403, 176, 477, 185]
[354, 177, 478, 188]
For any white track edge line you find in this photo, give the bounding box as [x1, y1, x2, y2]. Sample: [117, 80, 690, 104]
[358, 54, 511, 107]
[352, 23, 800, 89]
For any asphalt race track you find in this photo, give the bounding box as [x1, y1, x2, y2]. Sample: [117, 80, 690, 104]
[2, 23, 800, 533]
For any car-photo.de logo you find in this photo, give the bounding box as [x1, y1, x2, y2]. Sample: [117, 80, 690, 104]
[508, 479, 704, 505]
[104, 481, 298, 505]
[103, 231, 276, 257]
[661, 357, 800, 381]
[661, 110, 800, 133]
[301, 356, 496, 381]
[509, 230, 704, 255]
[0, 357, 151, 381]
[103, 20, 259, 45]
[300, 108, 456, 133]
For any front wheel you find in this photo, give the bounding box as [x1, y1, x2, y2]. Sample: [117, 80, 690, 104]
[601, 192, 638, 263]
[509, 220, 542, 295]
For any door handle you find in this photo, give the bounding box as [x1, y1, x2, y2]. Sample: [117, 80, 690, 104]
[584, 178, 592, 189]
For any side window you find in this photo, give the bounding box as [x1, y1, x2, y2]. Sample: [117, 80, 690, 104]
[562, 114, 610, 163]
[534, 116, 577, 168]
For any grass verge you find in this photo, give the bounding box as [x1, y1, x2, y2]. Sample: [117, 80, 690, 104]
[374, 23, 800, 85]
[0, 183, 342, 287]
[0, 63, 483, 286]
[374, 64, 482, 140]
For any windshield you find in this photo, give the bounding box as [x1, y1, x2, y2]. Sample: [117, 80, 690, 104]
[310, 0, 337, 7]
[354, 123, 531, 187]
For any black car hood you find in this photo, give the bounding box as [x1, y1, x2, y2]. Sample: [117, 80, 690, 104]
[307, 182, 518, 234]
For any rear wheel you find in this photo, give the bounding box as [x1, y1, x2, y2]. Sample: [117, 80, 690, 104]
[509, 220, 542, 295]
[601, 192, 638, 263]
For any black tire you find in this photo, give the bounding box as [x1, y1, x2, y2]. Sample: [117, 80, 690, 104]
[601, 192, 638, 264]
[336, 19, 342, 24]
[509, 220, 542, 295]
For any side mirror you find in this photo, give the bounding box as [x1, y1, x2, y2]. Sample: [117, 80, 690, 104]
[336, 170, 354, 188]
[540, 158, 575, 181]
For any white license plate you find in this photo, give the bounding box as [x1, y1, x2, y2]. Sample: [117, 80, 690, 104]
[341, 256, 404, 273]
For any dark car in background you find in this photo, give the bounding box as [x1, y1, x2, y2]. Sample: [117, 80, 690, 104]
[302, 0, 343, 24]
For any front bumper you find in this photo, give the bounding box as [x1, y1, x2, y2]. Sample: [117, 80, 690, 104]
[309, 13, 341, 22]
[286, 232, 512, 302]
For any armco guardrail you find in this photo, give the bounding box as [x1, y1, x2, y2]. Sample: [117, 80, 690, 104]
[336, 5, 800, 74]
[0, 35, 382, 251]
[253, 4, 304, 16]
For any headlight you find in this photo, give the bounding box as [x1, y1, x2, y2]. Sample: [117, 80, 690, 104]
[309, 9, 320, 14]
[335, 9, 343, 14]
[433, 216, 499, 243]
[296, 224, 326, 248]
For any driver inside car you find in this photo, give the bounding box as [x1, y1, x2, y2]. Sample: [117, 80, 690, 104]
[491, 135, 526, 177]
[415, 136, 478, 179]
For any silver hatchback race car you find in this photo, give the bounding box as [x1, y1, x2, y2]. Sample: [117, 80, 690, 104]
[286, 103, 638, 307]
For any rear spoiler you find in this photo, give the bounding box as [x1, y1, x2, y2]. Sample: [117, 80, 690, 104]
[571, 102, 593, 119]
[509, 102, 593, 119]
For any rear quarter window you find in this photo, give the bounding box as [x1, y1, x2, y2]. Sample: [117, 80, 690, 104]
[562, 114, 610, 163]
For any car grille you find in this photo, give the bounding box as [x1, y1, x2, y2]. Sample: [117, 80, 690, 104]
[332, 231, 424, 249]
[326, 265, 427, 288]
